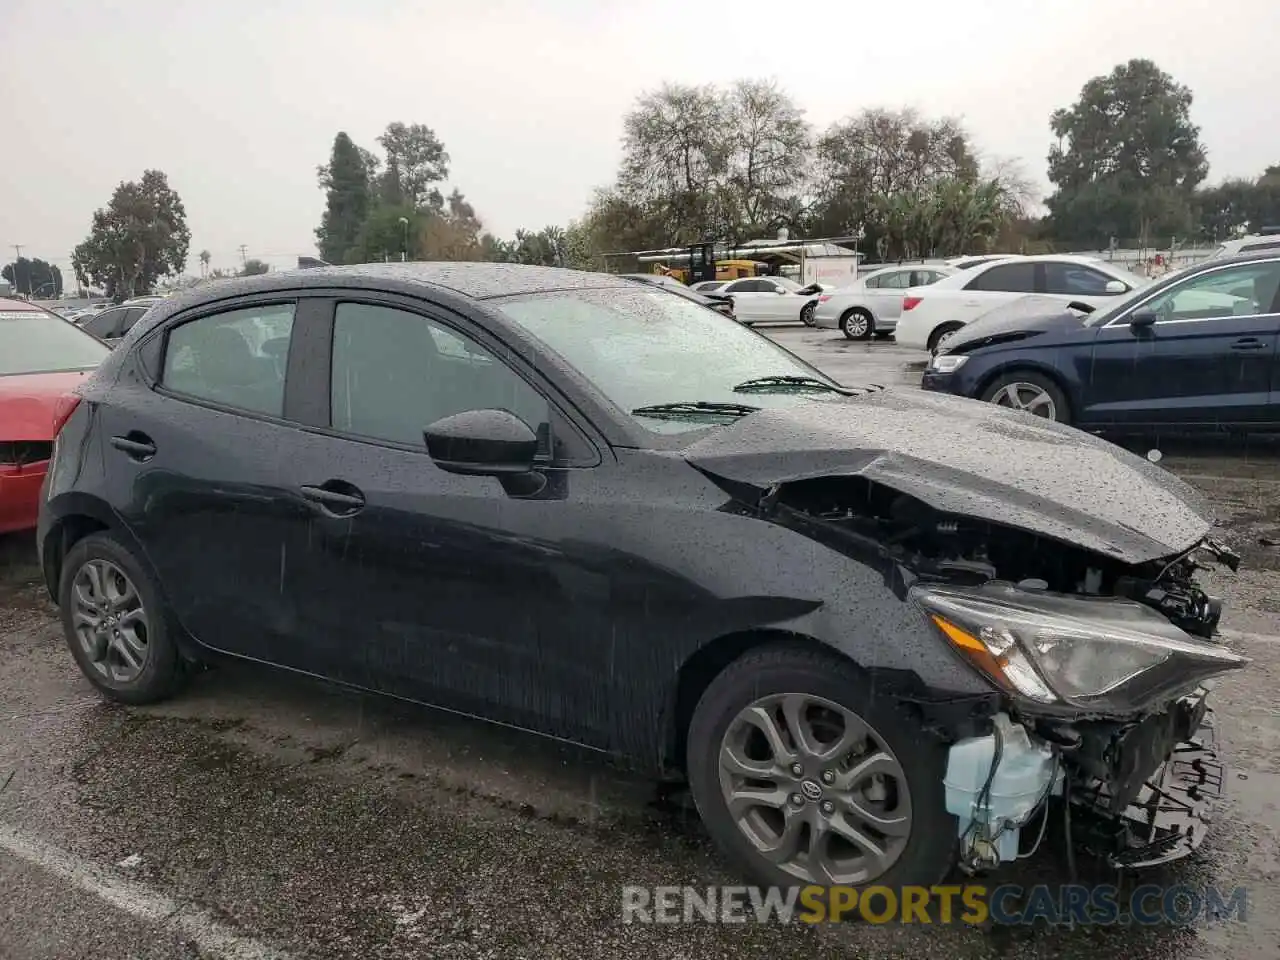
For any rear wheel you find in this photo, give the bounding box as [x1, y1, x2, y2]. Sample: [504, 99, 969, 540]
[980, 371, 1071, 424]
[927, 323, 964, 355]
[59, 533, 188, 705]
[687, 645, 954, 890]
[839, 309, 874, 341]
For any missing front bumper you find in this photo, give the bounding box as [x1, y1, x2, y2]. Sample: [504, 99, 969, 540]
[1069, 717, 1225, 869]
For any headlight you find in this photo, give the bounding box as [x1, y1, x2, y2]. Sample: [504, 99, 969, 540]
[929, 354, 968, 373]
[914, 583, 1248, 711]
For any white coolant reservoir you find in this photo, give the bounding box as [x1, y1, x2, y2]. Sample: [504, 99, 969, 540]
[943, 713, 1059, 868]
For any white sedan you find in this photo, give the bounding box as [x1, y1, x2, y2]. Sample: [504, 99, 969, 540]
[894, 255, 1150, 354]
[813, 264, 956, 340]
[718, 276, 823, 326]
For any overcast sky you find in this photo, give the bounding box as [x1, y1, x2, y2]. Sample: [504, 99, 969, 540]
[3, 0, 1277, 276]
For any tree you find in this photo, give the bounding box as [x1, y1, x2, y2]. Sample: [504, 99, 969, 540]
[2, 257, 62, 297]
[315, 132, 373, 264]
[198, 249, 211, 277]
[719, 79, 811, 240]
[809, 108, 980, 245]
[240, 258, 270, 276]
[1196, 168, 1280, 240]
[376, 122, 450, 208]
[72, 170, 190, 301]
[1046, 59, 1208, 246]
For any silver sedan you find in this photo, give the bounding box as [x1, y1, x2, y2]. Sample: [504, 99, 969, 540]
[813, 264, 954, 339]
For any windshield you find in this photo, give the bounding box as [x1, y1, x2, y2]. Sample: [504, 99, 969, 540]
[493, 287, 841, 434]
[0, 308, 111, 376]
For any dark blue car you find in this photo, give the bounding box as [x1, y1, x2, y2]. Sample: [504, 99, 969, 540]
[920, 252, 1280, 431]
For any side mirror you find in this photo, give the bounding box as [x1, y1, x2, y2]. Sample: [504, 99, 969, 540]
[424, 409, 537, 477]
[1129, 310, 1158, 329]
[1104, 279, 1127, 294]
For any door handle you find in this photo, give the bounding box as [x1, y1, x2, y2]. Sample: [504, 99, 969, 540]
[300, 482, 366, 516]
[110, 434, 156, 460]
[1230, 338, 1265, 351]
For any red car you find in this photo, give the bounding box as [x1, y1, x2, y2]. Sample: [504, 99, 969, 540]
[0, 298, 110, 534]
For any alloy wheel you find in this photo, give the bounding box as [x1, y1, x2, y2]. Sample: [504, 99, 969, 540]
[841, 312, 869, 339]
[989, 382, 1058, 419]
[71, 559, 150, 683]
[717, 693, 912, 885]
[801, 303, 817, 327]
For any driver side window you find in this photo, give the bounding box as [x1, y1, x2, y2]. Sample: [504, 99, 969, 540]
[329, 303, 550, 450]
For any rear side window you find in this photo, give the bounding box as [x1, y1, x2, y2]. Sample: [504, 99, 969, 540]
[964, 262, 1037, 293]
[1043, 263, 1117, 296]
[119, 307, 149, 335]
[82, 308, 126, 339]
[161, 304, 296, 416]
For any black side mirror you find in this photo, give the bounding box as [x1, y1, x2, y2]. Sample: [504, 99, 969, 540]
[1129, 310, 1158, 329]
[424, 409, 537, 477]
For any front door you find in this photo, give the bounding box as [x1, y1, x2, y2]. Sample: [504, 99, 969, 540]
[276, 299, 612, 737]
[1084, 259, 1280, 425]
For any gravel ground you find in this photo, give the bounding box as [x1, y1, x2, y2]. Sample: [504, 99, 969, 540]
[1, 326, 1277, 959]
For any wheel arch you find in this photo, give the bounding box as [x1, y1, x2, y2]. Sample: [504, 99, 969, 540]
[975, 361, 1076, 420]
[926, 320, 966, 352]
[659, 628, 986, 777]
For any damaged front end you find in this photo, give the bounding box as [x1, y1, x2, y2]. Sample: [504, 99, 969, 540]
[745, 473, 1249, 873]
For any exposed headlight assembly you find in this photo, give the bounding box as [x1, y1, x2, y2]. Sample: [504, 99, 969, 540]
[929, 354, 969, 373]
[915, 582, 1248, 712]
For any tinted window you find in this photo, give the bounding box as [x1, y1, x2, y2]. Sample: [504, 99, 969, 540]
[82, 308, 126, 339]
[1043, 263, 1119, 296]
[162, 303, 295, 416]
[0, 307, 111, 376]
[119, 307, 149, 334]
[330, 303, 549, 448]
[724, 279, 766, 293]
[1141, 261, 1280, 322]
[964, 262, 1037, 293]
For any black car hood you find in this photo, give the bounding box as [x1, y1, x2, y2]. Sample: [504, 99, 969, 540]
[945, 295, 1089, 352]
[685, 389, 1212, 564]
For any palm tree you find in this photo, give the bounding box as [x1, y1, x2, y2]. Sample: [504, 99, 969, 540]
[198, 250, 211, 278]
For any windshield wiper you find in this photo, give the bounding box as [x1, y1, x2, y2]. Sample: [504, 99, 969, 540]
[732, 374, 850, 394]
[630, 401, 762, 420]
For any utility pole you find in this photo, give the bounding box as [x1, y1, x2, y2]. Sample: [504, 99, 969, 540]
[10, 244, 23, 297]
[238, 245, 248, 268]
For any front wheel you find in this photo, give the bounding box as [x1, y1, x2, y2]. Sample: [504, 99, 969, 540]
[839, 309, 873, 341]
[980, 371, 1071, 424]
[687, 645, 955, 890]
[800, 303, 817, 327]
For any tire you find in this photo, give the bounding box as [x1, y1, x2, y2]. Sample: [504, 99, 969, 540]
[687, 644, 955, 892]
[800, 303, 817, 327]
[839, 309, 874, 341]
[980, 371, 1071, 424]
[927, 323, 964, 355]
[58, 532, 188, 705]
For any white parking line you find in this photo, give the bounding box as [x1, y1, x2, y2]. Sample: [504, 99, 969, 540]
[0, 823, 293, 960]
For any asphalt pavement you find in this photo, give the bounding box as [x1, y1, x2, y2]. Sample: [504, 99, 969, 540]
[1, 326, 1278, 960]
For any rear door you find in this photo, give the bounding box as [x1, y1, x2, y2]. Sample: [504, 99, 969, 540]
[722, 279, 770, 323]
[1084, 259, 1280, 425]
[97, 295, 322, 669]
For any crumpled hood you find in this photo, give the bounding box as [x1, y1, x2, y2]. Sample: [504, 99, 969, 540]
[945, 295, 1089, 352]
[685, 389, 1213, 564]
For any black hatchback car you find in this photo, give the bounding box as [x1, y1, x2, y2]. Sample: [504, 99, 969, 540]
[921, 252, 1280, 430]
[39, 263, 1246, 892]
